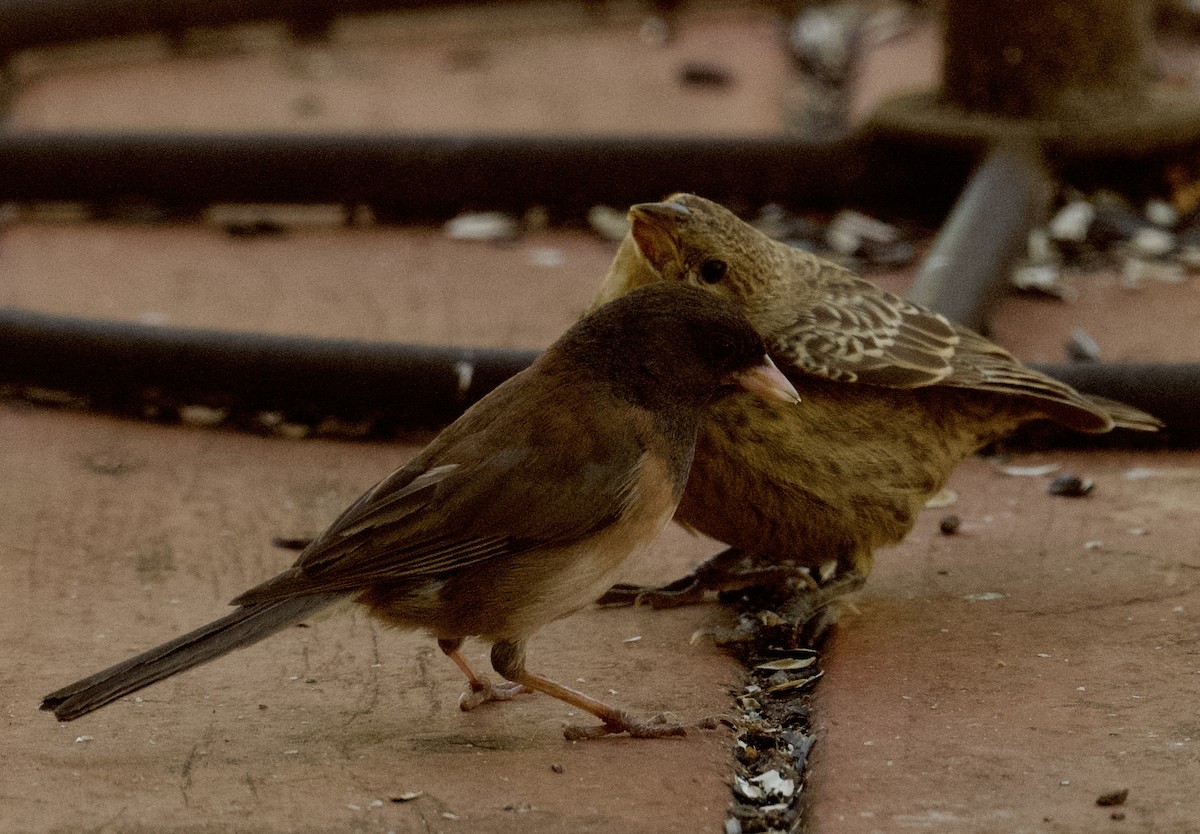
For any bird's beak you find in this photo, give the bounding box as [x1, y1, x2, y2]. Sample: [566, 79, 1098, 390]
[733, 355, 800, 404]
[628, 202, 689, 269]
[630, 201, 690, 224]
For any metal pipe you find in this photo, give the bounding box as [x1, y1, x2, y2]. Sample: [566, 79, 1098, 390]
[0, 307, 538, 432]
[907, 142, 1052, 331]
[3, 308, 1194, 447]
[0, 0, 493, 54]
[0, 132, 866, 219]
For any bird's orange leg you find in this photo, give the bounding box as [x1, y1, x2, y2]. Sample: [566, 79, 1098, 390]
[437, 638, 529, 711]
[490, 639, 686, 740]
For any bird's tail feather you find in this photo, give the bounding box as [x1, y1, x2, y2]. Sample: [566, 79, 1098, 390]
[1085, 394, 1163, 433]
[41, 593, 346, 721]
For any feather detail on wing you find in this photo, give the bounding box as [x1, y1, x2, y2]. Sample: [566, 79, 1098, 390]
[770, 274, 959, 387]
[231, 463, 529, 604]
[1081, 395, 1162, 432]
[233, 407, 652, 605]
[768, 274, 1160, 433]
[941, 330, 1162, 432]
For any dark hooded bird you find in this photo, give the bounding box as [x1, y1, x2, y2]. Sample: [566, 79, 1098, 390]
[594, 193, 1161, 614]
[41, 284, 799, 740]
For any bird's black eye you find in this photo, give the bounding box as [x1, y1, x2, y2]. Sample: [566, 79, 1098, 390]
[698, 259, 728, 284]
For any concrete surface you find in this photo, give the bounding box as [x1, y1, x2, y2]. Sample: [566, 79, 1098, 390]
[2, 406, 740, 834]
[811, 451, 1200, 834]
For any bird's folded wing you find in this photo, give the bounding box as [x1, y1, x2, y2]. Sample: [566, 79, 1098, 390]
[764, 273, 1154, 431]
[940, 329, 1086, 400]
[937, 330, 1144, 431]
[232, 403, 647, 605]
[770, 273, 959, 388]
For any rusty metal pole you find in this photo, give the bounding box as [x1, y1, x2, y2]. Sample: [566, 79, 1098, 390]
[942, 0, 1152, 120]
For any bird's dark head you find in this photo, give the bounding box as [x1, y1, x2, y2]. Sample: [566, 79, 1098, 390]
[603, 194, 784, 312]
[557, 284, 798, 415]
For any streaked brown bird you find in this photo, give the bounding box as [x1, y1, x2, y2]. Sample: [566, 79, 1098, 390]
[41, 284, 799, 740]
[594, 193, 1161, 615]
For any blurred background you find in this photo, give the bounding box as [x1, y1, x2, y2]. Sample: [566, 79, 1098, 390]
[1, 0, 1198, 443]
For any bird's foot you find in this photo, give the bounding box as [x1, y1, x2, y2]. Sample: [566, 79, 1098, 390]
[778, 571, 865, 627]
[596, 575, 707, 609]
[563, 711, 687, 741]
[598, 563, 818, 610]
[597, 547, 750, 608]
[458, 678, 531, 711]
[711, 570, 867, 651]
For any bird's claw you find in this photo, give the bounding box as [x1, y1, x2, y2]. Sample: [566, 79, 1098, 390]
[709, 570, 867, 649]
[598, 562, 819, 609]
[596, 579, 707, 609]
[563, 711, 687, 741]
[458, 679, 530, 711]
[271, 536, 314, 551]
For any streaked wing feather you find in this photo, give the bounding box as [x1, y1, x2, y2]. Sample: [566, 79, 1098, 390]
[772, 274, 958, 387]
[767, 272, 1132, 430]
[239, 535, 522, 600]
[335, 464, 461, 538]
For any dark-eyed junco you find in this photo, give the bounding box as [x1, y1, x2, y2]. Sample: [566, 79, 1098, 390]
[594, 193, 1160, 612]
[41, 283, 799, 740]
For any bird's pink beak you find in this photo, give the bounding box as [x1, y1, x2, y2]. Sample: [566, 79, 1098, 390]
[734, 355, 800, 404]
